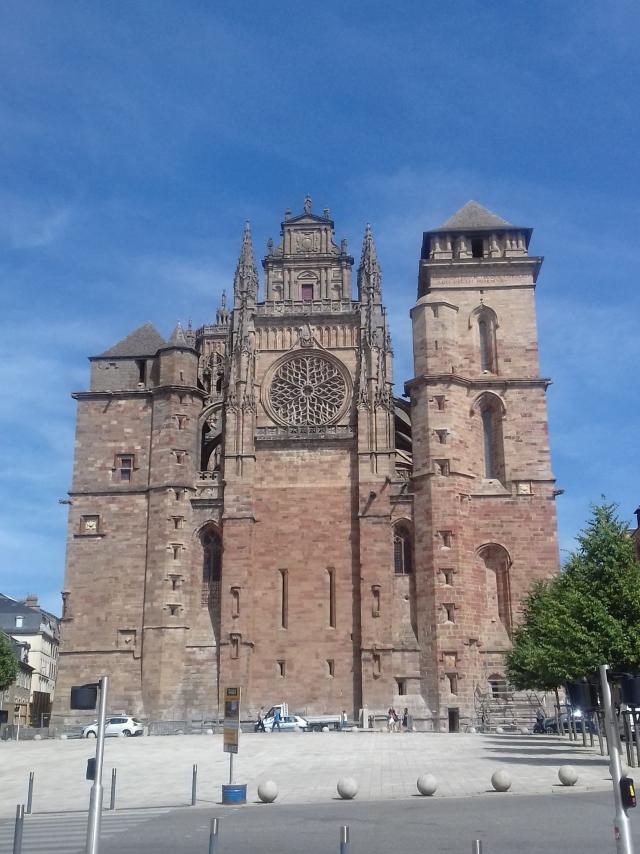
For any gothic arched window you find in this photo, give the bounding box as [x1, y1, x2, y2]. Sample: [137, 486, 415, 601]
[394, 523, 413, 575]
[474, 307, 498, 373]
[477, 543, 512, 637]
[476, 394, 505, 483]
[201, 527, 221, 585]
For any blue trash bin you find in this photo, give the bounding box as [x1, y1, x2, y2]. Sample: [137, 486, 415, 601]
[222, 783, 247, 804]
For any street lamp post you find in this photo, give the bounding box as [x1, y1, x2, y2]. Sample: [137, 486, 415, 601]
[599, 665, 634, 854]
[85, 675, 108, 854]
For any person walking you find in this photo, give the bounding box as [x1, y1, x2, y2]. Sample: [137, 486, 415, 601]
[387, 708, 395, 733]
[402, 707, 409, 731]
[255, 707, 266, 732]
[272, 707, 282, 732]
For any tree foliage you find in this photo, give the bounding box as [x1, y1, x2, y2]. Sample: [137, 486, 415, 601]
[0, 632, 18, 692]
[506, 501, 640, 690]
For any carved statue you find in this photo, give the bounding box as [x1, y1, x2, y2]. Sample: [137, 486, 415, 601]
[304, 195, 312, 214]
[297, 322, 314, 348]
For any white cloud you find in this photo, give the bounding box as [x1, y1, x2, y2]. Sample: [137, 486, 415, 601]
[0, 195, 72, 249]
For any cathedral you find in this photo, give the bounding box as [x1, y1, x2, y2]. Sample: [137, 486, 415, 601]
[55, 198, 560, 730]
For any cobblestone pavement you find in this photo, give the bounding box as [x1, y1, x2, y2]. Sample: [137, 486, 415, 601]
[0, 731, 616, 818]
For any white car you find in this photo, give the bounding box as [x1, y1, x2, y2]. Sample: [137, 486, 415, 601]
[82, 715, 144, 738]
[263, 714, 308, 732]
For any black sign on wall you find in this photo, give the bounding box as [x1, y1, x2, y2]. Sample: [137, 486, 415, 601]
[70, 684, 98, 710]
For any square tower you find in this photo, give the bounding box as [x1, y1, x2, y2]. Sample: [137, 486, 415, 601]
[408, 201, 560, 730]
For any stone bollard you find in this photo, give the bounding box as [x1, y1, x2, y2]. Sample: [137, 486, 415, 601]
[206, 728, 214, 735]
[257, 780, 278, 803]
[495, 726, 504, 734]
[337, 777, 358, 800]
[352, 727, 359, 733]
[490, 769, 511, 792]
[322, 726, 330, 732]
[34, 734, 42, 741]
[468, 726, 477, 734]
[60, 734, 67, 740]
[558, 765, 578, 786]
[416, 774, 438, 796]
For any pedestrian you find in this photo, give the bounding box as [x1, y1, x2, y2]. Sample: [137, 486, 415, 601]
[392, 708, 400, 732]
[272, 707, 281, 732]
[387, 708, 395, 733]
[341, 709, 348, 729]
[255, 707, 266, 732]
[402, 707, 409, 731]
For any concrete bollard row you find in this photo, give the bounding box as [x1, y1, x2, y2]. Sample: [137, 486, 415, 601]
[230, 763, 584, 805]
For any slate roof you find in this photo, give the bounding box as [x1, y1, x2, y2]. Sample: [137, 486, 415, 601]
[0, 594, 60, 637]
[436, 201, 514, 231]
[167, 321, 188, 347]
[0, 596, 43, 633]
[97, 322, 166, 358]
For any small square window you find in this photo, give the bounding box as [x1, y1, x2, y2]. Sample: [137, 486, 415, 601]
[15, 615, 23, 628]
[444, 603, 455, 623]
[434, 459, 450, 476]
[396, 678, 406, 696]
[168, 604, 179, 616]
[175, 450, 186, 464]
[277, 659, 286, 677]
[115, 454, 134, 482]
[440, 531, 452, 548]
[447, 673, 458, 694]
[436, 430, 448, 445]
[434, 395, 446, 411]
[171, 516, 184, 530]
[442, 569, 454, 586]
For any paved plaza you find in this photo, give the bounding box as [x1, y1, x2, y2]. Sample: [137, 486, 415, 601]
[0, 731, 617, 818]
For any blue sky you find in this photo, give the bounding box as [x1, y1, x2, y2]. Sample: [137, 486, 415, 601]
[1, 1, 638, 615]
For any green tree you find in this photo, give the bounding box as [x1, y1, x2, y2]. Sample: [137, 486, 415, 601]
[0, 632, 18, 692]
[506, 501, 640, 690]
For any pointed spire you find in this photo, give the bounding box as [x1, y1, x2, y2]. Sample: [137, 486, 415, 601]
[168, 320, 188, 347]
[216, 289, 229, 326]
[357, 223, 382, 301]
[233, 221, 259, 305]
[185, 318, 196, 347]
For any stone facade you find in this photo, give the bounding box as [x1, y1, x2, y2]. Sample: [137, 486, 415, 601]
[55, 199, 560, 729]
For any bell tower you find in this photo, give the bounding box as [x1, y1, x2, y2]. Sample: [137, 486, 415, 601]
[408, 201, 560, 730]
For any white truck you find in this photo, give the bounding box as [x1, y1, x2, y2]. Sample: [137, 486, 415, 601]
[266, 704, 344, 732]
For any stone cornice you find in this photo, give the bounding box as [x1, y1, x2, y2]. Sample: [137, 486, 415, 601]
[404, 373, 551, 393]
[419, 254, 543, 288]
[72, 385, 206, 400]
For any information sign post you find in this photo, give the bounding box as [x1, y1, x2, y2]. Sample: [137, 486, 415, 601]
[222, 687, 243, 800]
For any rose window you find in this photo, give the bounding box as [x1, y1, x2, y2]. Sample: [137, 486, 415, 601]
[268, 355, 348, 426]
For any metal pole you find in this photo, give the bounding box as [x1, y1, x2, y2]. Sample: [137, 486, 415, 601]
[340, 825, 350, 854]
[26, 772, 34, 815]
[596, 712, 605, 755]
[600, 664, 634, 854]
[208, 817, 219, 854]
[623, 714, 633, 767]
[191, 764, 197, 806]
[109, 769, 117, 811]
[85, 675, 108, 854]
[634, 712, 640, 768]
[13, 804, 24, 854]
[472, 841, 483, 854]
[229, 753, 234, 785]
